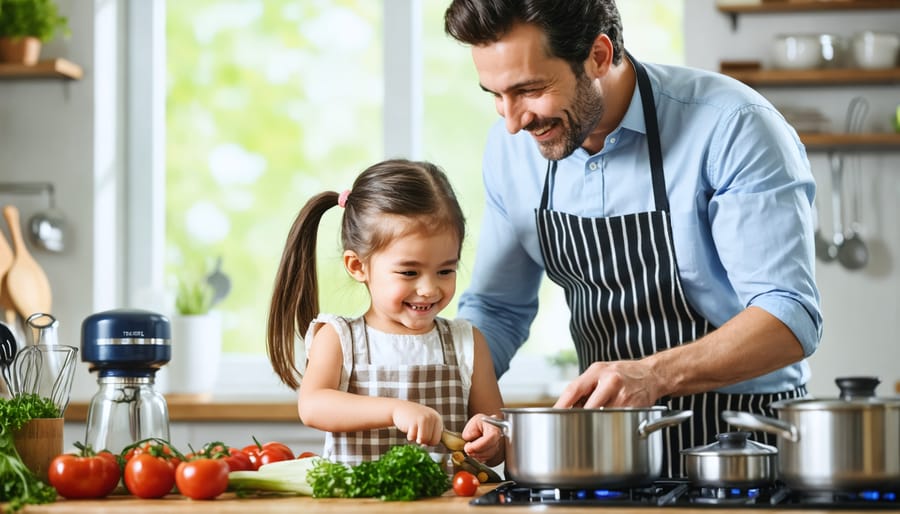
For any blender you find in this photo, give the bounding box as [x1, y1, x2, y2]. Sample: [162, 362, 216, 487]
[81, 309, 171, 454]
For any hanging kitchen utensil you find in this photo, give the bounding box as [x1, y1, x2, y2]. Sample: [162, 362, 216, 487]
[2, 205, 52, 319]
[837, 97, 870, 270]
[827, 152, 845, 261]
[206, 256, 231, 307]
[681, 431, 778, 488]
[0, 321, 17, 395]
[0, 226, 16, 327]
[813, 194, 834, 263]
[27, 183, 67, 253]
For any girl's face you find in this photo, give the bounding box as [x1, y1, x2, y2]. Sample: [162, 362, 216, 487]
[345, 226, 460, 334]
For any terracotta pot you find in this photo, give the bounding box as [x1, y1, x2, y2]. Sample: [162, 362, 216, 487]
[0, 36, 42, 65]
[12, 417, 64, 483]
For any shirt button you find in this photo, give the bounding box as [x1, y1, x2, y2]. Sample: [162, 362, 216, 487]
[609, 137, 617, 144]
[589, 162, 598, 171]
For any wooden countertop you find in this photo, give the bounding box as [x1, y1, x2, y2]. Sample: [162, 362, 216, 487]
[63, 397, 558, 423]
[15, 486, 886, 514]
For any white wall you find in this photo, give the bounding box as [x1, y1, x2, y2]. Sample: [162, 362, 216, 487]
[685, 0, 900, 396]
[1, 1, 898, 406]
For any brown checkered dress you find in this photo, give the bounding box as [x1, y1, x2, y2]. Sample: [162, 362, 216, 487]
[326, 316, 468, 465]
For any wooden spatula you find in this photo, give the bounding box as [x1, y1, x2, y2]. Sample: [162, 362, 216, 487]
[3, 206, 52, 320]
[0, 223, 17, 326]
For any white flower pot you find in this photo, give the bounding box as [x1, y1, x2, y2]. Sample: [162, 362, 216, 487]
[158, 311, 222, 398]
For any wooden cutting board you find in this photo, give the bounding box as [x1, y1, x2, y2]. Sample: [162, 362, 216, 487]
[3, 205, 52, 319]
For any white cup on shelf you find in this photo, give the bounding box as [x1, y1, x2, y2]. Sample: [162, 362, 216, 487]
[852, 31, 900, 70]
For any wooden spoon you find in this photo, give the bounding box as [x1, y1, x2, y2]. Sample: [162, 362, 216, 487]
[0, 224, 17, 326]
[3, 206, 52, 320]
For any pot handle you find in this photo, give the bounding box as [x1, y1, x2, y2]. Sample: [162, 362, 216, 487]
[721, 410, 799, 442]
[481, 415, 510, 436]
[637, 410, 692, 438]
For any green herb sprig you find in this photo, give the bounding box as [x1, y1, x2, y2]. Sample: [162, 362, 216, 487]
[307, 445, 449, 501]
[0, 394, 60, 512]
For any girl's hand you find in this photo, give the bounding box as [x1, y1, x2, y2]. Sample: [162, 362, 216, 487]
[392, 402, 444, 446]
[460, 414, 504, 465]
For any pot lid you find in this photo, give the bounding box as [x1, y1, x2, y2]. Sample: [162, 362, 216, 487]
[681, 432, 777, 457]
[772, 377, 900, 411]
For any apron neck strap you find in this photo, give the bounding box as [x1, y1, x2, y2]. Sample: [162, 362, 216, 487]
[628, 50, 669, 213]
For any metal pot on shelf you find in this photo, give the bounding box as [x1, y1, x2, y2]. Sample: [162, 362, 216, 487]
[723, 376, 900, 491]
[482, 407, 691, 488]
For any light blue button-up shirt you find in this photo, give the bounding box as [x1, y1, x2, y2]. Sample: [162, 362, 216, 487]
[458, 61, 822, 394]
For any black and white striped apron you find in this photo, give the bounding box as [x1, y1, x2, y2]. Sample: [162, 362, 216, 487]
[326, 317, 468, 465]
[534, 54, 806, 478]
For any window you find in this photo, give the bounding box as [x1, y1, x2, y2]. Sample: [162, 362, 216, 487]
[150, 1, 684, 397]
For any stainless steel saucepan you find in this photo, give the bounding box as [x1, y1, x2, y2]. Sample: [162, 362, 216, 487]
[483, 407, 691, 488]
[723, 376, 900, 491]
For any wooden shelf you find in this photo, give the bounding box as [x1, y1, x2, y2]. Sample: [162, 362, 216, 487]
[799, 132, 900, 150]
[721, 67, 900, 86]
[718, 0, 900, 14]
[716, 0, 900, 29]
[0, 58, 83, 80]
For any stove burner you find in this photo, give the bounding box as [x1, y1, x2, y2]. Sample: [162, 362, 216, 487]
[472, 480, 900, 509]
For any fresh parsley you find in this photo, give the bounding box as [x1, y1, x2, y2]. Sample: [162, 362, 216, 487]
[0, 394, 60, 513]
[307, 445, 449, 501]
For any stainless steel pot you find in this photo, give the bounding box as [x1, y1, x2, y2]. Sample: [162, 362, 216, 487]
[681, 431, 777, 487]
[723, 377, 900, 491]
[483, 407, 691, 488]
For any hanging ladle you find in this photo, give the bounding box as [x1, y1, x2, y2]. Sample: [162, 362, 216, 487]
[826, 152, 844, 262]
[0, 182, 67, 253]
[28, 183, 67, 253]
[837, 97, 869, 271]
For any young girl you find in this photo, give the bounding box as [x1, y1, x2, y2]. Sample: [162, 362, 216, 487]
[267, 159, 505, 467]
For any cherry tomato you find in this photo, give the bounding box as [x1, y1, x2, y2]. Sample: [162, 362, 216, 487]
[196, 442, 254, 472]
[124, 452, 177, 499]
[48, 446, 121, 499]
[241, 439, 294, 470]
[297, 451, 318, 459]
[452, 470, 480, 497]
[123, 440, 182, 468]
[175, 458, 230, 500]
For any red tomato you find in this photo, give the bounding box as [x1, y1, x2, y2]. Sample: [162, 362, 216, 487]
[452, 470, 480, 497]
[48, 448, 121, 499]
[222, 447, 254, 472]
[241, 440, 294, 469]
[124, 453, 177, 499]
[296, 451, 318, 459]
[123, 440, 182, 468]
[175, 458, 230, 500]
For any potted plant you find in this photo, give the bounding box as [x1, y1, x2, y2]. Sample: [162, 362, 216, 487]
[162, 271, 222, 399]
[0, 0, 70, 65]
[0, 393, 60, 507]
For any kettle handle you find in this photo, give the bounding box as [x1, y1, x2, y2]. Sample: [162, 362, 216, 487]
[722, 410, 800, 442]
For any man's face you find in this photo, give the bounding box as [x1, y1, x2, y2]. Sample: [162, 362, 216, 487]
[472, 23, 604, 161]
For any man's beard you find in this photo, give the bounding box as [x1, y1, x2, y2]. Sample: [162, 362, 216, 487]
[529, 74, 605, 161]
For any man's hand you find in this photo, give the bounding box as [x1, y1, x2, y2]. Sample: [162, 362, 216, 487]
[553, 359, 661, 408]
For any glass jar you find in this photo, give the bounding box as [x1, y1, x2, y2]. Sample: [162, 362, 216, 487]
[85, 375, 170, 454]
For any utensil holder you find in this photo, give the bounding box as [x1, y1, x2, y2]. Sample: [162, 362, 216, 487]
[12, 417, 63, 483]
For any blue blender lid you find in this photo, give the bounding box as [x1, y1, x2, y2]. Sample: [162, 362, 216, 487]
[81, 308, 171, 372]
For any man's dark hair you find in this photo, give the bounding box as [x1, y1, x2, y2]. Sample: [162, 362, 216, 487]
[444, 0, 624, 76]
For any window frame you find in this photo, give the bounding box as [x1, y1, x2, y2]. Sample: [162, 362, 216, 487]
[125, 1, 425, 396]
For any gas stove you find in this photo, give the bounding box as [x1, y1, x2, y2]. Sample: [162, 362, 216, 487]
[472, 480, 900, 509]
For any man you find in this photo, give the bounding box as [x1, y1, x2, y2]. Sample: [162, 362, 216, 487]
[445, 0, 822, 477]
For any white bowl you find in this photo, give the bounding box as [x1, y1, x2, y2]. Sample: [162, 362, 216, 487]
[852, 31, 900, 69]
[772, 34, 824, 70]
